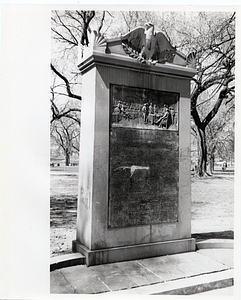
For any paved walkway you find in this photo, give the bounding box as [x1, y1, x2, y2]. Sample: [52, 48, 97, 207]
[50, 242, 234, 295]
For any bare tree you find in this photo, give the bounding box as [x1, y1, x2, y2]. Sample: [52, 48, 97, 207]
[51, 11, 235, 176]
[50, 68, 81, 124]
[192, 100, 234, 174]
[188, 13, 235, 176]
[50, 10, 110, 124]
[161, 11, 235, 175]
[51, 117, 80, 166]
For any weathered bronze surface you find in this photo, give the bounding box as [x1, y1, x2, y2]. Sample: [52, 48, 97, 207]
[109, 85, 179, 228]
[111, 84, 179, 131]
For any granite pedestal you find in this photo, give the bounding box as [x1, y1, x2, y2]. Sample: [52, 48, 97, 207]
[73, 28, 196, 266]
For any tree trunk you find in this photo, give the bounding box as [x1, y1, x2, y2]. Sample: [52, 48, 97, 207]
[210, 153, 215, 173]
[191, 81, 232, 177]
[197, 126, 208, 176]
[65, 151, 70, 166]
[207, 149, 215, 174]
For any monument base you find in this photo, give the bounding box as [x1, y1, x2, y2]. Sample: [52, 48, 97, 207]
[72, 238, 196, 266]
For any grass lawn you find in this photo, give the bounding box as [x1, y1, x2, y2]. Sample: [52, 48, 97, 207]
[50, 167, 234, 257]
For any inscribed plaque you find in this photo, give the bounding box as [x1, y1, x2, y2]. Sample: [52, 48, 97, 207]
[109, 85, 179, 228]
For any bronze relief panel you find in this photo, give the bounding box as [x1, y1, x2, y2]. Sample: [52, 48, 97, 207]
[109, 85, 179, 228]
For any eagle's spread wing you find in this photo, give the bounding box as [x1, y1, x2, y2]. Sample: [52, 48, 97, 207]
[121, 27, 176, 64]
[186, 52, 197, 68]
[154, 32, 176, 62]
[121, 27, 145, 53]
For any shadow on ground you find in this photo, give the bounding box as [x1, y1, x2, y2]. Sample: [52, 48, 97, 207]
[50, 195, 77, 228]
[192, 230, 234, 242]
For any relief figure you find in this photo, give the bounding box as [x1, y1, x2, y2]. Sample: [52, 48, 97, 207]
[155, 104, 172, 129]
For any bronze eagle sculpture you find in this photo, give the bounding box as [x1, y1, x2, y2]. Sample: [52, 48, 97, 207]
[121, 23, 176, 64]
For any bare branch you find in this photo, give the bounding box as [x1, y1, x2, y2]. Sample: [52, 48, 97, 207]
[51, 11, 79, 46]
[52, 28, 78, 46]
[202, 85, 229, 128]
[75, 10, 95, 46]
[50, 63, 82, 101]
[98, 11, 106, 33]
[50, 108, 81, 124]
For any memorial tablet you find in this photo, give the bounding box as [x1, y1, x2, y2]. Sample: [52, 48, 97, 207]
[109, 85, 179, 228]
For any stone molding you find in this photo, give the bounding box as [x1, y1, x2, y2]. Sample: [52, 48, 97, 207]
[78, 51, 197, 79]
[73, 238, 196, 266]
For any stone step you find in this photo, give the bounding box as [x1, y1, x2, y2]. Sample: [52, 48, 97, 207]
[50, 250, 233, 294]
[110, 269, 234, 295]
[196, 239, 233, 250]
[50, 253, 85, 271]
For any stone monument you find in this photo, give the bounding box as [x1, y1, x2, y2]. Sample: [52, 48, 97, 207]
[72, 23, 197, 266]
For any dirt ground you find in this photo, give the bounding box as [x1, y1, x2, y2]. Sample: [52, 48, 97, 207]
[50, 171, 78, 257]
[50, 167, 234, 257]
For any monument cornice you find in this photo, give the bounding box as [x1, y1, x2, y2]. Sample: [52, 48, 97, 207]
[78, 51, 197, 80]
